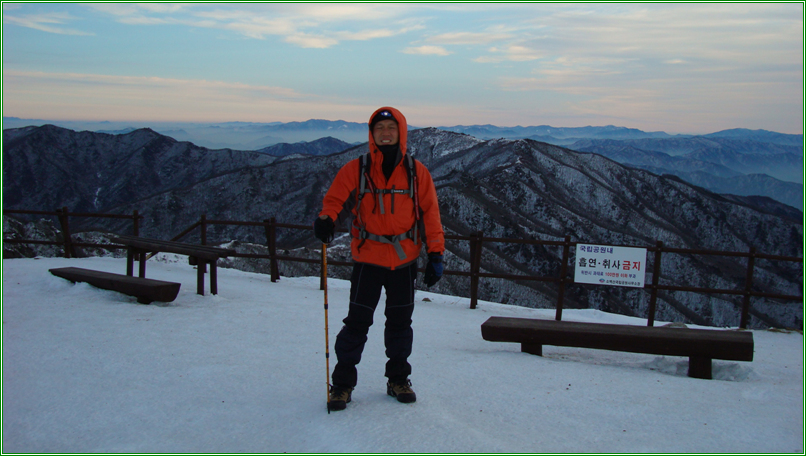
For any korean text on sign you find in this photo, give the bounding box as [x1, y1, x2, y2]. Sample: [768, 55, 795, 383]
[574, 244, 647, 288]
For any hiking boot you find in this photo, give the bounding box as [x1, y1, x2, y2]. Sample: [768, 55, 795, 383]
[328, 385, 353, 411]
[387, 378, 416, 403]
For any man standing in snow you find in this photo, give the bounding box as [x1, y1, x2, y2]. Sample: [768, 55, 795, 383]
[313, 106, 445, 411]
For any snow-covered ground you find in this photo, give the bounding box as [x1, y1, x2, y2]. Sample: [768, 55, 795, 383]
[2, 256, 803, 453]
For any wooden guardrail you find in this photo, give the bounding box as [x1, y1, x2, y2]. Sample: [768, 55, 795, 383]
[3, 207, 141, 258]
[4, 208, 803, 329]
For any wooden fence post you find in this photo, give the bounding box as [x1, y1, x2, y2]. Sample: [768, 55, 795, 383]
[555, 235, 571, 321]
[469, 231, 483, 309]
[264, 217, 280, 283]
[56, 206, 74, 258]
[132, 210, 140, 236]
[740, 246, 756, 329]
[647, 241, 663, 327]
[194, 214, 208, 273]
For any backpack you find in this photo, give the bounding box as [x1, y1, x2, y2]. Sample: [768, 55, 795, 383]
[352, 151, 424, 260]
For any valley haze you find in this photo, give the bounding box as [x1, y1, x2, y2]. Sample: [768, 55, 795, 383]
[3, 115, 803, 151]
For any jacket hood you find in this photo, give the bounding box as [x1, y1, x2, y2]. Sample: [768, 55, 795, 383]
[368, 106, 407, 156]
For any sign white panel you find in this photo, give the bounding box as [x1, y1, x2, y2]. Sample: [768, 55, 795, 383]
[574, 244, 647, 288]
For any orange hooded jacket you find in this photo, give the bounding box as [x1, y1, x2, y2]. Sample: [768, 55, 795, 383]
[319, 107, 445, 270]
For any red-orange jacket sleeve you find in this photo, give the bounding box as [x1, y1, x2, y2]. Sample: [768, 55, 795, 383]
[319, 159, 358, 226]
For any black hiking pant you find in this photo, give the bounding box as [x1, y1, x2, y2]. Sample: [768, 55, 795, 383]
[331, 262, 417, 388]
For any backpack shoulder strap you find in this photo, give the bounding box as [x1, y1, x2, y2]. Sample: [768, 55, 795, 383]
[405, 155, 422, 223]
[358, 152, 372, 196]
[403, 154, 417, 198]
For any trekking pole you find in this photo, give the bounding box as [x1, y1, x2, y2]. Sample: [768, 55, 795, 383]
[323, 243, 332, 413]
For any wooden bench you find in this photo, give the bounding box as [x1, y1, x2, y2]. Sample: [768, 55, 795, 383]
[480, 316, 754, 379]
[50, 267, 181, 304]
[111, 235, 236, 296]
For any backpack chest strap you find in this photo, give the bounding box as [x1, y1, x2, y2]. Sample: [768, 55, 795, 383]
[355, 226, 418, 260]
[363, 186, 409, 214]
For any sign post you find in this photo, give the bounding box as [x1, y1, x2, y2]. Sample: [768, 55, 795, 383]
[574, 244, 647, 288]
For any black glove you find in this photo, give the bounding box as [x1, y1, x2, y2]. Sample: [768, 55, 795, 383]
[423, 252, 444, 287]
[313, 216, 335, 244]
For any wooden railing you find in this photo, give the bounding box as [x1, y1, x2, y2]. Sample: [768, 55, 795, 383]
[4, 208, 803, 329]
[3, 207, 141, 258]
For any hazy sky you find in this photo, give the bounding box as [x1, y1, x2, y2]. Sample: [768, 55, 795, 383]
[2, 2, 803, 134]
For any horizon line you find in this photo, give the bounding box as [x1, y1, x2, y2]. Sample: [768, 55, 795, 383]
[2, 116, 802, 136]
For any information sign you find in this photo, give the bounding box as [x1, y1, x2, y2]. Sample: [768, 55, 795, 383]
[574, 244, 647, 288]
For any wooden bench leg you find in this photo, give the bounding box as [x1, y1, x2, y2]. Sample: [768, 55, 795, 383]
[197, 260, 205, 296]
[688, 356, 713, 379]
[138, 249, 147, 278]
[126, 248, 134, 276]
[521, 343, 543, 356]
[210, 261, 218, 295]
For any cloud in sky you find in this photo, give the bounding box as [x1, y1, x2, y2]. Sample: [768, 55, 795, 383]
[3, 70, 301, 99]
[402, 45, 451, 56]
[426, 31, 515, 46]
[2, 3, 802, 133]
[1, 70, 334, 122]
[2, 11, 94, 36]
[81, 3, 424, 48]
[474, 45, 545, 63]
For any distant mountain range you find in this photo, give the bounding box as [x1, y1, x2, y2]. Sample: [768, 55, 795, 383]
[2, 117, 370, 150]
[3, 124, 802, 329]
[255, 136, 352, 156]
[568, 138, 803, 209]
[4, 116, 802, 148]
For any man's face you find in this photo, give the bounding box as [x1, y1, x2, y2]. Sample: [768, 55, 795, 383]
[373, 119, 399, 146]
